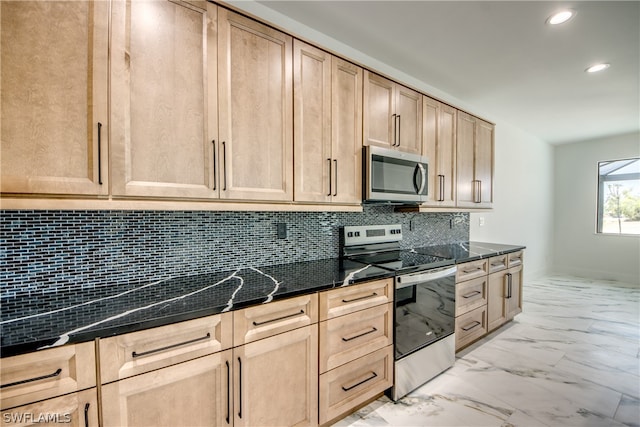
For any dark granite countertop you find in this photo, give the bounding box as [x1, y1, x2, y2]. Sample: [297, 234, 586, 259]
[0, 241, 524, 358]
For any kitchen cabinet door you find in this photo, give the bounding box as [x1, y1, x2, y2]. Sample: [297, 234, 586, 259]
[293, 41, 362, 205]
[363, 71, 421, 155]
[456, 111, 494, 208]
[1, 389, 98, 427]
[293, 40, 332, 203]
[363, 71, 395, 150]
[233, 325, 318, 427]
[423, 97, 456, 206]
[487, 269, 508, 332]
[110, 0, 217, 200]
[395, 84, 422, 155]
[101, 351, 232, 427]
[330, 57, 363, 204]
[218, 8, 294, 201]
[0, 0, 109, 196]
[505, 264, 523, 320]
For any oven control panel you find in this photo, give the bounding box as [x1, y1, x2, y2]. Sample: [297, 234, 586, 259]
[343, 224, 403, 246]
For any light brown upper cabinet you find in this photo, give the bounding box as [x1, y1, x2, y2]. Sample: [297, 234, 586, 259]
[0, 0, 109, 197]
[456, 111, 494, 208]
[422, 97, 457, 207]
[218, 8, 294, 202]
[363, 71, 422, 155]
[293, 41, 362, 204]
[110, 0, 217, 200]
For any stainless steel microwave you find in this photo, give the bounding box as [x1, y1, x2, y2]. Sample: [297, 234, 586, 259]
[363, 145, 429, 204]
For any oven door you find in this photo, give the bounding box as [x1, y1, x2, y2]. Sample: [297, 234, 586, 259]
[364, 146, 428, 203]
[394, 265, 456, 360]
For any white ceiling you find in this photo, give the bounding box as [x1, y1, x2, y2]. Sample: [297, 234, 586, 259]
[251, 0, 639, 145]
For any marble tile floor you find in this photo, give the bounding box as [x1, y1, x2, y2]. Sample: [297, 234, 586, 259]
[334, 276, 640, 427]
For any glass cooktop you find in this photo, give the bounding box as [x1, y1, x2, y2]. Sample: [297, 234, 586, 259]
[347, 250, 454, 273]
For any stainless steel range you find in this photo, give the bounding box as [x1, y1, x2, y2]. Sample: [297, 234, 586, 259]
[342, 224, 456, 401]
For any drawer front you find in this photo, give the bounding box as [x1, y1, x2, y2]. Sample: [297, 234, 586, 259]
[319, 278, 393, 321]
[455, 305, 488, 351]
[100, 312, 233, 384]
[233, 293, 318, 346]
[507, 250, 524, 268]
[455, 276, 487, 316]
[0, 342, 96, 410]
[320, 302, 393, 373]
[488, 255, 508, 273]
[456, 259, 488, 282]
[1, 388, 98, 427]
[319, 345, 393, 425]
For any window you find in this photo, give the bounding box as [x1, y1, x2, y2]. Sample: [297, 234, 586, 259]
[597, 158, 640, 235]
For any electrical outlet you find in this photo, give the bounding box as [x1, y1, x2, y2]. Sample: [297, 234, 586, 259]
[479, 217, 485, 227]
[277, 223, 287, 239]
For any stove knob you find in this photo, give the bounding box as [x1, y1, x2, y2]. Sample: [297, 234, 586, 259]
[355, 231, 360, 237]
[347, 232, 353, 237]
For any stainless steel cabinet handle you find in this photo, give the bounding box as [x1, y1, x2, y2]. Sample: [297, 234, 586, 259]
[342, 292, 378, 303]
[438, 174, 445, 201]
[212, 139, 217, 191]
[396, 114, 401, 147]
[333, 159, 338, 196]
[342, 327, 377, 342]
[462, 290, 481, 299]
[131, 333, 211, 358]
[327, 158, 332, 196]
[391, 114, 397, 146]
[341, 372, 378, 392]
[462, 266, 483, 274]
[97, 122, 103, 185]
[1, 368, 62, 389]
[461, 321, 481, 331]
[506, 273, 513, 298]
[252, 309, 305, 326]
[473, 180, 483, 203]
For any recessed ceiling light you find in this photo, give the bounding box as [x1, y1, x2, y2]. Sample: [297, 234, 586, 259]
[546, 10, 575, 25]
[585, 63, 611, 73]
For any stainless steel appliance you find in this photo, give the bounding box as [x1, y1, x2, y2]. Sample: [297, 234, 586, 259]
[342, 224, 456, 401]
[363, 146, 429, 204]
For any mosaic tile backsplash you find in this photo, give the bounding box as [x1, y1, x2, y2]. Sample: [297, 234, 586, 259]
[1, 206, 469, 298]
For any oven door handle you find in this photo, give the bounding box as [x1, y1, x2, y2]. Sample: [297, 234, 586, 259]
[396, 266, 457, 288]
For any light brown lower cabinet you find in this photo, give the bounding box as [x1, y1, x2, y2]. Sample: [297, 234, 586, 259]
[233, 325, 318, 427]
[319, 345, 393, 425]
[1, 388, 98, 427]
[101, 351, 232, 427]
[487, 264, 523, 332]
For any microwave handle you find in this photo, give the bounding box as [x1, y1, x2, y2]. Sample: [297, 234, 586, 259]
[414, 163, 427, 195]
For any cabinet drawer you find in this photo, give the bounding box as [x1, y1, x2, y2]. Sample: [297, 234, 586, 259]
[233, 293, 318, 346]
[1, 388, 98, 427]
[507, 251, 524, 268]
[456, 259, 488, 282]
[100, 312, 232, 384]
[455, 305, 488, 351]
[0, 342, 96, 410]
[455, 276, 487, 316]
[319, 345, 393, 425]
[319, 278, 393, 321]
[320, 302, 393, 373]
[488, 255, 507, 273]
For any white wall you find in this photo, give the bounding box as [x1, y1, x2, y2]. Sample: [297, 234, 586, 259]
[228, 0, 556, 281]
[553, 132, 640, 285]
[469, 122, 555, 281]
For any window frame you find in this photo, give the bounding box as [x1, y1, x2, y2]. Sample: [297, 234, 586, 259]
[595, 157, 640, 236]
